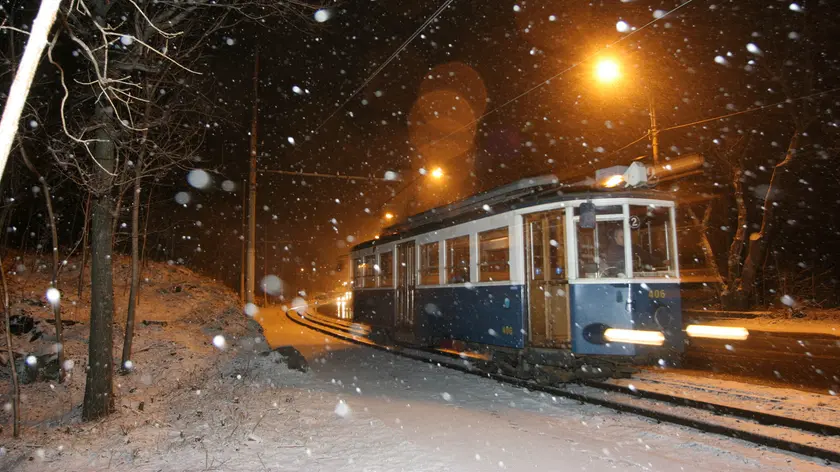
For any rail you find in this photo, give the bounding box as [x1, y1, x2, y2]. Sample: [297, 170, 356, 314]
[285, 309, 840, 465]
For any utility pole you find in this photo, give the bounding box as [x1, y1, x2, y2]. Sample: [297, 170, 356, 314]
[649, 93, 660, 165]
[246, 46, 259, 305]
[240, 178, 246, 302]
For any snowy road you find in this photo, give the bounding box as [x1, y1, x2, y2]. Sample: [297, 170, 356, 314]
[258, 307, 833, 471]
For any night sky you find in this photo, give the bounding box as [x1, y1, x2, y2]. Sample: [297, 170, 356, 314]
[3, 0, 839, 299]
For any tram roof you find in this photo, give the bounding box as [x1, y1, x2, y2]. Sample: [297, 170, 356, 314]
[352, 175, 676, 251]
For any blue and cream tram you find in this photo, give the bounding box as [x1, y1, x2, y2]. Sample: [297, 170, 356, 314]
[350, 173, 687, 380]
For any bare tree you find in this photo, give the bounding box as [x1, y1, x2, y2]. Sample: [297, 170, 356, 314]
[0, 0, 61, 181]
[1, 256, 20, 437]
[18, 143, 65, 382]
[38, 0, 318, 421]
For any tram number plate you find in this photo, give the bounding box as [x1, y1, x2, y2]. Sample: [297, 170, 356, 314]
[648, 290, 667, 299]
[501, 326, 514, 335]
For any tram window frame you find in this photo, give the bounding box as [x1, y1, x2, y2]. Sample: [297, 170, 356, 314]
[444, 235, 471, 284]
[627, 205, 677, 278]
[419, 242, 440, 286]
[478, 227, 510, 282]
[362, 255, 377, 287]
[378, 251, 394, 287]
[353, 257, 365, 288]
[572, 201, 679, 280]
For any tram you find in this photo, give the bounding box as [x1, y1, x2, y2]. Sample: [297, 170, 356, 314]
[350, 157, 713, 380]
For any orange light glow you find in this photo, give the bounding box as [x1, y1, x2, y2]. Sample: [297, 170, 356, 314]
[594, 58, 621, 83]
[384, 212, 395, 220]
[602, 174, 624, 188]
[686, 325, 750, 341]
[603, 328, 665, 346]
[431, 167, 444, 179]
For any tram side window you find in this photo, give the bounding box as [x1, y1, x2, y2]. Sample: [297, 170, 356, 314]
[363, 255, 377, 287]
[479, 227, 510, 282]
[577, 220, 625, 278]
[419, 242, 440, 285]
[378, 251, 394, 287]
[629, 205, 675, 278]
[445, 236, 470, 284]
[353, 258, 365, 288]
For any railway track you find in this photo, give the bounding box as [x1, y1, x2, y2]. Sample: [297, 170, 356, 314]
[286, 308, 840, 465]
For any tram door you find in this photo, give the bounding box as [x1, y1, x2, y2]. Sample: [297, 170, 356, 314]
[395, 241, 416, 330]
[524, 211, 570, 347]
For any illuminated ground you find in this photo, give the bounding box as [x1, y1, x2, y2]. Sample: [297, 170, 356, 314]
[254, 307, 831, 471]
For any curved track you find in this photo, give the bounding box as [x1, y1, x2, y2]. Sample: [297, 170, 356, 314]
[287, 309, 840, 465]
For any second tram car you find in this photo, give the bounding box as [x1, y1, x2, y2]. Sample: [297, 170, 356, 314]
[350, 172, 690, 380]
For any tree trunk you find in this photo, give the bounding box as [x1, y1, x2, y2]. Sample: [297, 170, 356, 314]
[687, 203, 721, 282]
[82, 105, 116, 422]
[739, 132, 799, 299]
[121, 163, 142, 371]
[19, 144, 65, 382]
[1, 257, 21, 437]
[110, 186, 125, 247]
[727, 169, 748, 287]
[77, 193, 92, 298]
[140, 185, 153, 271]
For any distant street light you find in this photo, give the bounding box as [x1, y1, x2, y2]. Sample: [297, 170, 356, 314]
[384, 212, 395, 221]
[430, 167, 444, 179]
[592, 56, 660, 165]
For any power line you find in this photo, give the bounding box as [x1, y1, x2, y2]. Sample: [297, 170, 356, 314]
[306, 0, 456, 137]
[376, 0, 698, 215]
[661, 87, 840, 132]
[259, 169, 402, 183]
[411, 0, 698, 160]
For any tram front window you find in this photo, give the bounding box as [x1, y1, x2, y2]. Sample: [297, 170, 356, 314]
[577, 220, 624, 278]
[629, 205, 675, 278]
[576, 205, 676, 279]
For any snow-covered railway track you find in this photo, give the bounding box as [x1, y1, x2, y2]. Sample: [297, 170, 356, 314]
[286, 309, 840, 465]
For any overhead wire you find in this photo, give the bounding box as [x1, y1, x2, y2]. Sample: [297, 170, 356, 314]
[375, 0, 698, 215]
[302, 0, 455, 136]
[661, 87, 840, 132]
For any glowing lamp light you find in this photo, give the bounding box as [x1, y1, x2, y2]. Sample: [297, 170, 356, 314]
[602, 174, 625, 188]
[384, 212, 395, 221]
[686, 325, 749, 341]
[603, 328, 665, 346]
[430, 167, 444, 179]
[594, 58, 621, 83]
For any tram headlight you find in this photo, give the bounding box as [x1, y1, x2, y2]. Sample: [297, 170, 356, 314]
[603, 328, 665, 346]
[583, 324, 666, 346]
[685, 325, 749, 341]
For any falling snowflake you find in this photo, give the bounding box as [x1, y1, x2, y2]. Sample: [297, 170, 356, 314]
[334, 400, 350, 417]
[314, 9, 331, 23]
[187, 169, 211, 189]
[46, 287, 60, 305]
[174, 192, 190, 205]
[244, 303, 259, 317]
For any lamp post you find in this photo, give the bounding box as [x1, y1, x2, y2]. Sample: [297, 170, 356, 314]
[593, 57, 661, 165]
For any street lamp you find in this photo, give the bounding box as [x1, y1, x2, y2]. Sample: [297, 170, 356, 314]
[384, 212, 395, 221]
[593, 57, 660, 165]
[430, 167, 444, 180]
[594, 58, 621, 83]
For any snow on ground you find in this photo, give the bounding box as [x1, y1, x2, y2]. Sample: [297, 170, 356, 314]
[1, 304, 835, 471]
[688, 308, 840, 337]
[0, 253, 247, 440]
[611, 370, 840, 428]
